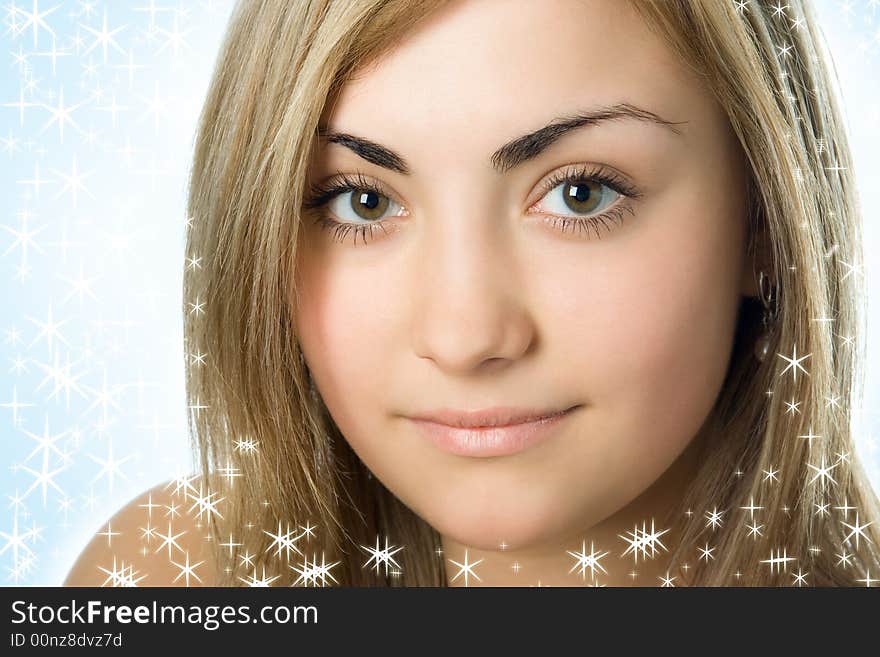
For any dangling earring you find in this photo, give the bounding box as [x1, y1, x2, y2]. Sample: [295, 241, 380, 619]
[754, 268, 779, 362]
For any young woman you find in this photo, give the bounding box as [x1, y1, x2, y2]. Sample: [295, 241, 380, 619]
[66, 0, 880, 587]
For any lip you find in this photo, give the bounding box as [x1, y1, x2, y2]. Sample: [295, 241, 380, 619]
[408, 405, 580, 457]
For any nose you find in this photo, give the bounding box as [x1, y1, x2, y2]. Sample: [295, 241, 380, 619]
[410, 214, 537, 375]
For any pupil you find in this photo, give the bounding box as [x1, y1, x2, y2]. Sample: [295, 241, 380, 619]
[570, 183, 591, 203]
[359, 191, 379, 209]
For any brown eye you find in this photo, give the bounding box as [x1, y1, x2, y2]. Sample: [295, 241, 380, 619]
[348, 189, 390, 221]
[536, 174, 619, 219]
[561, 180, 605, 215]
[324, 186, 404, 224]
[529, 165, 642, 241]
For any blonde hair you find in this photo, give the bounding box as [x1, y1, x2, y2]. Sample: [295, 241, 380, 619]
[184, 0, 880, 586]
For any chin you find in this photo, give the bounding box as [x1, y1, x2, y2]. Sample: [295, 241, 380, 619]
[420, 484, 585, 552]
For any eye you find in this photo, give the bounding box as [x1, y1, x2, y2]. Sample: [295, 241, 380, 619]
[538, 178, 616, 216]
[327, 185, 405, 223]
[302, 165, 642, 245]
[303, 171, 407, 245]
[527, 164, 642, 239]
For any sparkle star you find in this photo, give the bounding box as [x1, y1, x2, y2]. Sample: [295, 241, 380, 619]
[761, 547, 796, 573]
[98, 556, 146, 587]
[239, 565, 279, 587]
[770, 1, 789, 19]
[79, 7, 127, 64]
[834, 497, 856, 519]
[806, 456, 838, 490]
[220, 534, 241, 556]
[835, 551, 852, 568]
[263, 521, 304, 561]
[746, 521, 764, 539]
[96, 521, 120, 547]
[705, 507, 725, 530]
[88, 438, 135, 494]
[567, 540, 609, 581]
[187, 486, 224, 521]
[776, 42, 793, 59]
[171, 551, 204, 586]
[697, 542, 715, 562]
[50, 157, 95, 208]
[740, 496, 764, 521]
[290, 551, 340, 587]
[360, 535, 404, 576]
[232, 436, 259, 454]
[798, 427, 822, 450]
[12, 0, 61, 47]
[839, 259, 863, 282]
[825, 394, 841, 410]
[841, 513, 874, 551]
[154, 522, 186, 559]
[856, 570, 878, 587]
[619, 518, 670, 563]
[155, 13, 194, 57]
[139, 523, 156, 543]
[39, 86, 88, 144]
[791, 569, 809, 587]
[27, 303, 70, 355]
[188, 296, 205, 316]
[659, 571, 676, 587]
[448, 549, 483, 586]
[762, 466, 780, 484]
[777, 344, 811, 383]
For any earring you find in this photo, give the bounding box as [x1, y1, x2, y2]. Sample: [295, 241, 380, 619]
[754, 268, 779, 362]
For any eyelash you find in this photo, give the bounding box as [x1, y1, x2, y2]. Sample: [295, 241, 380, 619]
[302, 164, 643, 245]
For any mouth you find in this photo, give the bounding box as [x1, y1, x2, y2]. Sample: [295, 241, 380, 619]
[407, 405, 581, 457]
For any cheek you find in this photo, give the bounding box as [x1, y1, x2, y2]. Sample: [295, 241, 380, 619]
[558, 196, 745, 482]
[293, 245, 400, 438]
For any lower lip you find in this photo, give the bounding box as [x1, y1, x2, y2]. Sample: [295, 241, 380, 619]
[409, 407, 578, 457]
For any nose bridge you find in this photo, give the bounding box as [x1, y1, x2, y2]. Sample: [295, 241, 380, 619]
[410, 193, 534, 373]
[420, 164, 508, 285]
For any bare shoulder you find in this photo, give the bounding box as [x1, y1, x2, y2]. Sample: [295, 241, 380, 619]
[63, 477, 219, 587]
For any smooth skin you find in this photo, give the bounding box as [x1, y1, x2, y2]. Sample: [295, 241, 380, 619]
[294, 0, 760, 586]
[65, 481, 217, 586]
[66, 0, 759, 587]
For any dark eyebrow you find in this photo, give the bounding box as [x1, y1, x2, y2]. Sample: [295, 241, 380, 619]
[316, 102, 687, 175]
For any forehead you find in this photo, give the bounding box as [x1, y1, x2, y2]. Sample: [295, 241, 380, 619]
[320, 0, 716, 165]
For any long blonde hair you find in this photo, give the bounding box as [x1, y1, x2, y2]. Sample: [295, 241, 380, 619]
[184, 0, 880, 586]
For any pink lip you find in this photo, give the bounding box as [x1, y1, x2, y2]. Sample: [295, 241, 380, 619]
[408, 405, 580, 457]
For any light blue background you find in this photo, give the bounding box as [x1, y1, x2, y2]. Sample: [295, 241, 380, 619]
[1, 0, 878, 585]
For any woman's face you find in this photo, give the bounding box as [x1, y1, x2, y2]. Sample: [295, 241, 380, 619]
[294, 0, 755, 552]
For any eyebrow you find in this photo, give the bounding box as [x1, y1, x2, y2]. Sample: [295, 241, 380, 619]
[316, 102, 687, 175]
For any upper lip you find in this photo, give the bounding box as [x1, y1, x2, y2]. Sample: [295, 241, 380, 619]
[408, 405, 579, 428]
